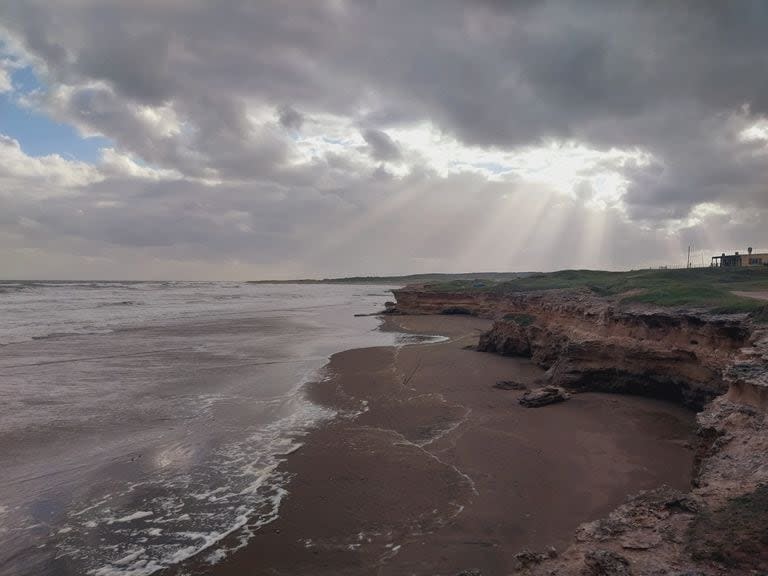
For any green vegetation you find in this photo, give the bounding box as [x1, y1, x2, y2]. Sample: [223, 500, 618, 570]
[423, 267, 768, 316]
[750, 304, 768, 324]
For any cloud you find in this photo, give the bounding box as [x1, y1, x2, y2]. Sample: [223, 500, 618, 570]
[361, 128, 401, 162]
[0, 134, 103, 193]
[98, 148, 182, 181]
[1, 0, 768, 278]
[277, 105, 304, 131]
[0, 63, 11, 92]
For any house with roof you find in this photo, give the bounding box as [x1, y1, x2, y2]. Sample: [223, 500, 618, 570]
[711, 247, 768, 267]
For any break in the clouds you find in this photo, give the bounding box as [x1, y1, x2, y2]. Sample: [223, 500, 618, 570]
[0, 1, 767, 279]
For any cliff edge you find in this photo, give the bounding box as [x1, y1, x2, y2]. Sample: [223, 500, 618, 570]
[391, 282, 768, 575]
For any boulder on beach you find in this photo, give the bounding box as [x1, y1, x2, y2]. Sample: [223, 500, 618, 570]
[382, 301, 399, 314]
[519, 386, 570, 407]
[493, 380, 528, 391]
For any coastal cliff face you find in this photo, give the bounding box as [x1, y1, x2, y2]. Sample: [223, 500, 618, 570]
[393, 287, 750, 409]
[391, 286, 768, 575]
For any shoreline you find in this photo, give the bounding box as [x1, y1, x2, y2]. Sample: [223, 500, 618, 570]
[172, 314, 695, 576]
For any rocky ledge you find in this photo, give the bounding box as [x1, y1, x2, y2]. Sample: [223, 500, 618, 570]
[392, 285, 768, 575]
[519, 385, 570, 407]
[394, 286, 751, 410]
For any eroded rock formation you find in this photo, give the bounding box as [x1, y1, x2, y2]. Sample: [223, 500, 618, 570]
[519, 386, 570, 407]
[392, 285, 768, 575]
[394, 286, 750, 409]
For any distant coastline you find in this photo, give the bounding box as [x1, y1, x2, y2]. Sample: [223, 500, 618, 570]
[247, 271, 534, 285]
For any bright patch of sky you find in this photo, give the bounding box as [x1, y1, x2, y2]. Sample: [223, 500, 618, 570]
[680, 202, 730, 228]
[0, 67, 11, 93]
[740, 118, 768, 143]
[282, 107, 651, 211]
[0, 59, 111, 163]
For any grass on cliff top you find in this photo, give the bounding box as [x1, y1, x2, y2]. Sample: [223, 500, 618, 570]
[422, 267, 768, 316]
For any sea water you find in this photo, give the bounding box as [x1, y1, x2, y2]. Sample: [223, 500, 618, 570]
[0, 281, 423, 576]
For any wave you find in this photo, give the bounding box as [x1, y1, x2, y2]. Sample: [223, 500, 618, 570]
[54, 402, 335, 576]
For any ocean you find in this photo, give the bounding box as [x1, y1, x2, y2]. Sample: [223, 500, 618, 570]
[0, 281, 425, 576]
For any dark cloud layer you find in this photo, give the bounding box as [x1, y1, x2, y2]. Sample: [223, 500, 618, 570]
[362, 128, 401, 162]
[1, 0, 768, 278]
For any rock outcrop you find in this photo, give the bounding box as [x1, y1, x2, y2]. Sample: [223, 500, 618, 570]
[394, 286, 750, 409]
[515, 392, 768, 576]
[519, 386, 570, 407]
[391, 285, 768, 575]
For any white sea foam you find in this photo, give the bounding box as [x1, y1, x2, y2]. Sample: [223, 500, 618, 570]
[54, 402, 334, 576]
[110, 511, 154, 524]
[0, 281, 427, 576]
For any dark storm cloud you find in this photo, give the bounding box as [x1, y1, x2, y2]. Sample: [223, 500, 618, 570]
[5, 2, 768, 167]
[277, 105, 304, 131]
[76, 28, 175, 105]
[361, 128, 401, 162]
[2, 0, 768, 277]
[5, 2, 768, 139]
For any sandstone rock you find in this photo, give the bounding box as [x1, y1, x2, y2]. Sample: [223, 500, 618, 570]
[393, 285, 750, 410]
[493, 380, 528, 391]
[382, 301, 399, 314]
[478, 319, 533, 356]
[513, 550, 547, 569]
[513, 547, 558, 570]
[581, 550, 631, 576]
[392, 286, 768, 576]
[519, 386, 570, 407]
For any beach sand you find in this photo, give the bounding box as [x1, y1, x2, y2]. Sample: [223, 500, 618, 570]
[175, 315, 695, 576]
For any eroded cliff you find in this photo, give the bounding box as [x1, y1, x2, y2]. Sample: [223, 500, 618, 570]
[393, 286, 750, 409]
[391, 285, 768, 575]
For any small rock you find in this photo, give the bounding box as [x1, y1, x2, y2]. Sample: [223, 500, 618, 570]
[581, 550, 631, 576]
[546, 546, 558, 558]
[456, 570, 482, 576]
[493, 380, 528, 391]
[383, 301, 399, 314]
[519, 386, 570, 407]
[663, 494, 699, 514]
[514, 550, 548, 568]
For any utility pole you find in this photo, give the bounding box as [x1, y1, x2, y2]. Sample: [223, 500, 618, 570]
[687, 245, 691, 269]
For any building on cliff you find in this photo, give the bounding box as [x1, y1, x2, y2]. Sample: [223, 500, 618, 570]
[711, 246, 768, 267]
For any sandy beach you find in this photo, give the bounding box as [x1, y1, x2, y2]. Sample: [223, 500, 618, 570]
[174, 314, 695, 576]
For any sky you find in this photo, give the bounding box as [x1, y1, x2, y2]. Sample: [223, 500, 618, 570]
[1, 1, 767, 280]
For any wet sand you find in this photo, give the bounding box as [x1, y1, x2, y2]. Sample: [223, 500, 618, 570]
[175, 315, 695, 576]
